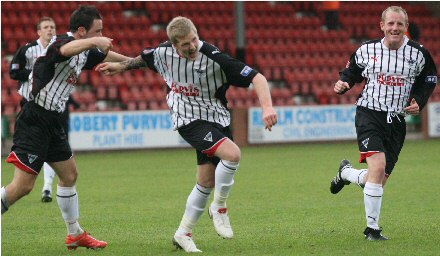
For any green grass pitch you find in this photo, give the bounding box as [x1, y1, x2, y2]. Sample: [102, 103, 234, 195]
[2, 139, 440, 255]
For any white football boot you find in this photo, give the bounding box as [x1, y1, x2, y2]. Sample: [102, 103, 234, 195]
[173, 233, 202, 253]
[208, 206, 234, 239]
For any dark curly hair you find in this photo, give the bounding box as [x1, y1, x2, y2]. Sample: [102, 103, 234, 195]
[69, 5, 102, 33]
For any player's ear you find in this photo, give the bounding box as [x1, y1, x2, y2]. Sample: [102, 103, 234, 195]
[380, 21, 385, 32]
[77, 27, 87, 37]
[404, 22, 409, 33]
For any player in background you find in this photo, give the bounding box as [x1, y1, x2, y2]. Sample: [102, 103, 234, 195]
[329, 6, 437, 240]
[9, 17, 71, 203]
[96, 16, 278, 252]
[2, 5, 131, 250]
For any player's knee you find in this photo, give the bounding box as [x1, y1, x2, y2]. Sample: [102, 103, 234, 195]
[214, 138, 241, 162]
[59, 169, 78, 186]
[224, 144, 241, 163]
[231, 148, 241, 163]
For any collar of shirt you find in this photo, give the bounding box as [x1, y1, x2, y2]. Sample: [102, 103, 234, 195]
[381, 35, 409, 51]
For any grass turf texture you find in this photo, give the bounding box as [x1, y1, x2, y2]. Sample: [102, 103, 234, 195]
[2, 140, 439, 255]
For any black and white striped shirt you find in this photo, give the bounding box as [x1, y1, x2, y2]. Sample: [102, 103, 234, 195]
[9, 39, 48, 99]
[141, 41, 258, 130]
[30, 32, 106, 113]
[341, 36, 437, 113]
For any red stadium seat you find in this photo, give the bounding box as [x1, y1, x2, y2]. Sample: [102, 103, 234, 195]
[107, 86, 119, 100]
[138, 101, 148, 110]
[148, 101, 159, 110]
[96, 87, 106, 100]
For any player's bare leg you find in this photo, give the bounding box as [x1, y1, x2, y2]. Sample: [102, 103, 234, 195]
[1, 168, 38, 214]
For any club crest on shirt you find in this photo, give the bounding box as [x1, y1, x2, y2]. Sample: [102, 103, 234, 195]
[194, 68, 206, 79]
[406, 58, 416, 65]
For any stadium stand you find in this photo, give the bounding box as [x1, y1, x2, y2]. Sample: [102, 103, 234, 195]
[1, 1, 439, 121]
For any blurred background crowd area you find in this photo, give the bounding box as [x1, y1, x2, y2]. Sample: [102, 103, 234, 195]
[2, 1, 440, 116]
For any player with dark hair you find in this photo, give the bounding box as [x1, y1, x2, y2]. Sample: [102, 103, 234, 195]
[2, 5, 130, 250]
[329, 6, 437, 241]
[96, 16, 278, 252]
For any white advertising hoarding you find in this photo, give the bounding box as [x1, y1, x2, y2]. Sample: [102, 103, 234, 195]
[248, 105, 357, 143]
[428, 102, 440, 137]
[69, 110, 189, 150]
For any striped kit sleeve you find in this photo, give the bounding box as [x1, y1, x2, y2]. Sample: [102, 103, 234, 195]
[9, 40, 46, 100]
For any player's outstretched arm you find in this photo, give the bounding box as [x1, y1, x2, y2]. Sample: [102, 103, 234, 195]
[96, 55, 147, 75]
[104, 51, 132, 62]
[252, 73, 278, 131]
[60, 37, 113, 57]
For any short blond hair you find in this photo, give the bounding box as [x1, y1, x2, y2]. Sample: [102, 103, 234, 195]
[166, 16, 198, 44]
[381, 6, 409, 24]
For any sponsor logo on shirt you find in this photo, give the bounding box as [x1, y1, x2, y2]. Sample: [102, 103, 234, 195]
[170, 82, 200, 96]
[377, 74, 404, 87]
[66, 73, 78, 85]
[240, 66, 253, 77]
[370, 56, 380, 62]
[11, 64, 19, 70]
